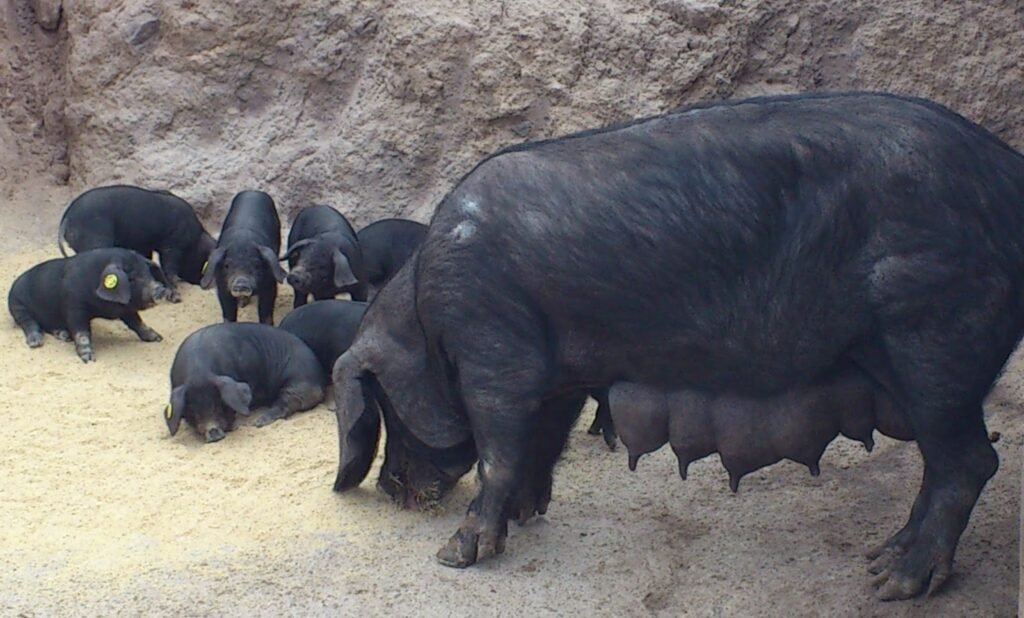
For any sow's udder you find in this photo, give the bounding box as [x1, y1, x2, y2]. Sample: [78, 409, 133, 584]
[608, 368, 913, 492]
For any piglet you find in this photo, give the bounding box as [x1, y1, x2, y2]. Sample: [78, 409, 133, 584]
[277, 299, 367, 377]
[284, 204, 366, 307]
[355, 218, 427, 298]
[57, 185, 216, 303]
[200, 190, 287, 324]
[8, 247, 170, 362]
[164, 322, 326, 443]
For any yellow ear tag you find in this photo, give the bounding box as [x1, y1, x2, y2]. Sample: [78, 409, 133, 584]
[201, 261, 209, 275]
[103, 274, 119, 289]
[165, 403, 173, 420]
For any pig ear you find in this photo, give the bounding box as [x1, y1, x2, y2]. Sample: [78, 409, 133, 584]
[95, 263, 132, 304]
[332, 250, 359, 288]
[147, 259, 170, 286]
[282, 239, 315, 261]
[212, 376, 252, 416]
[258, 246, 288, 283]
[332, 352, 381, 491]
[199, 247, 225, 289]
[166, 385, 187, 436]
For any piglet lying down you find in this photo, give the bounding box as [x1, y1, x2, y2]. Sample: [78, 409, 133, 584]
[164, 322, 326, 442]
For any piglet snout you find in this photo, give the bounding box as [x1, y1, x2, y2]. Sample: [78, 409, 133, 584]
[228, 277, 255, 298]
[205, 427, 226, 443]
[286, 270, 309, 289]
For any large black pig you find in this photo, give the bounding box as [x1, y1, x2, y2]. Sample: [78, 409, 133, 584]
[57, 185, 215, 302]
[283, 205, 366, 307]
[330, 92, 1024, 600]
[200, 190, 287, 325]
[164, 322, 326, 442]
[356, 218, 427, 298]
[8, 247, 170, 362]
[278, 299, 367, 378]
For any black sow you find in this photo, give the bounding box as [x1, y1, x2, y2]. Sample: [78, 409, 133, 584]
[330, 92, 1024, 601]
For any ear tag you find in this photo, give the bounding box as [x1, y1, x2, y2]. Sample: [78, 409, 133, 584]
[201, 260, 209, 275]
[164, 403, 173, 420]
[103, 274, 119, 289]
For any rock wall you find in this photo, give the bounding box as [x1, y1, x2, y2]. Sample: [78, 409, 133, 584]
[3, 0, 1023, 227]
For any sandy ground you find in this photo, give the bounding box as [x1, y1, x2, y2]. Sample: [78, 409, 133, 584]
[0, 197, 1020, 616]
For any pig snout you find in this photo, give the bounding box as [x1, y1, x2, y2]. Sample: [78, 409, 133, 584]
[286, 269, 309, 290]
[205, 427, 226, 443]
[228, 276, 255, 298]
[140, 281, 168, 308]
[198, 418, 228, 443]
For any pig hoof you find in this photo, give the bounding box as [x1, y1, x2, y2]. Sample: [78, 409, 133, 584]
[53, 329, 71, 342]
[254, 411, 284, 427]
[205, 427, 226, 443]
[25, 332, 44, 348]
[77, 348, 95, 363]
[871, 543, 953, 601]
[138, 328, 163, 342]
[166, 289, 182, 304]
[436, 517, 506, 568]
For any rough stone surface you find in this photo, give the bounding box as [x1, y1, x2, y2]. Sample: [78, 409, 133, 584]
[2, 0, 1023, 227]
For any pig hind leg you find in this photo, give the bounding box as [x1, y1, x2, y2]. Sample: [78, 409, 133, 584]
[868, 273, 1012, 600]
[436, 326, 550, 568]
[586, 387, 617, 450]
[511, 391, 588, 525]
[10, 299, 45, 347]
[254, 381, 324, 427]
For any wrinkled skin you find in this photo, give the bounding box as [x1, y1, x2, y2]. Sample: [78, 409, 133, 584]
[355, 218, 427, 300]
[166, 322, 326, 442]
[333, 92, 1022, 600]
[285, 205, 367, 307]
[8, 247, 170, 362]
[200, 190, 287, 324]
[57, 184, 215, 302]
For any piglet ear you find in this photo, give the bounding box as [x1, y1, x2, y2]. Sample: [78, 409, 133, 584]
[96, 263, 132, 304]
[282, 239, 315, 261]
[199, 247, 225, 289]
[166, 385, 187, 436]
[212, 376, 253, 416]
[332, 250, 358, 288]
[258, 246, 288, 283]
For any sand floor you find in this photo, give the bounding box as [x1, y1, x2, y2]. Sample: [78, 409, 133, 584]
[0, 237, 1020, 616]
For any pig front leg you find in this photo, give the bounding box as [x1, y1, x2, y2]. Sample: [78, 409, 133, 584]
[253, 381, 325, 427]
[121, 311, 163, 342]
[257, 283, 277, 325]
[156, 248, 183, 303]
[216, 285, 239, 322]
[66, 310, 95, 362]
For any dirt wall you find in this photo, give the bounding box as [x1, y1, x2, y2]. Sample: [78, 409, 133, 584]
[2, 0, 1023, 227]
